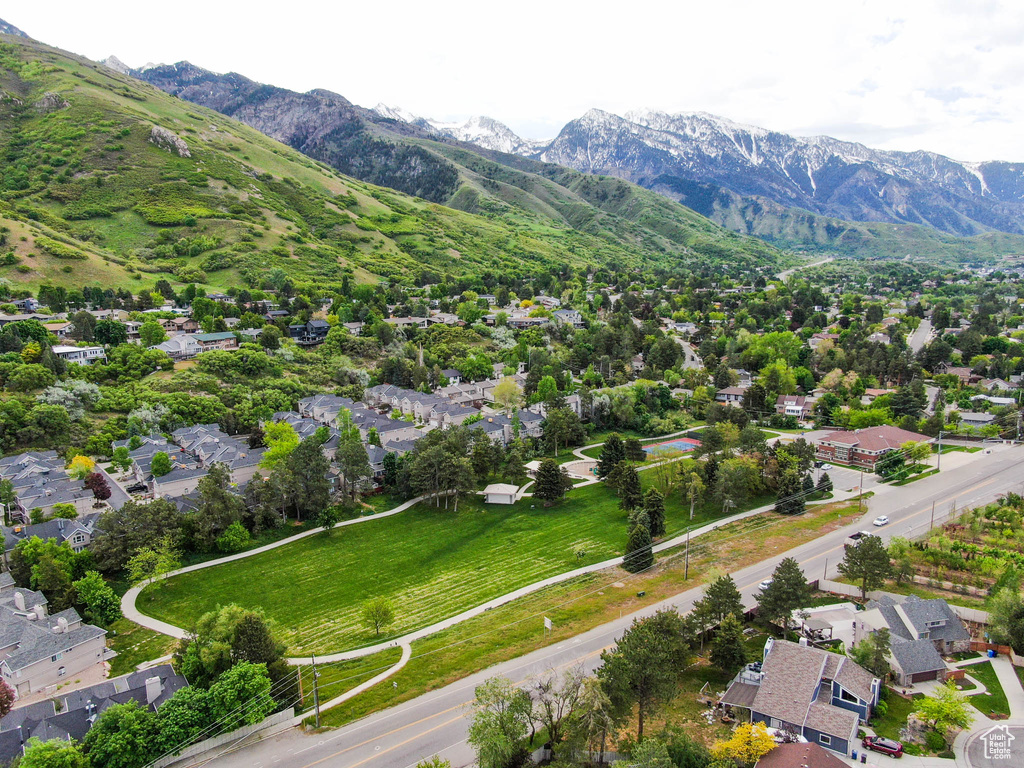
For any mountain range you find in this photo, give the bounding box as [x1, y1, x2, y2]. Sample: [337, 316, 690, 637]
[100, 55, 1024, 261]
[0, 27, 785, 294]
[384, 105, 1024, 239]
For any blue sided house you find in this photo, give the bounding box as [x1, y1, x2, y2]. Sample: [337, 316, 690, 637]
[721, 638, 881, 757]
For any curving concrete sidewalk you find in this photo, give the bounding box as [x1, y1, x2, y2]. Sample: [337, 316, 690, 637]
[121, 492, 441, 642]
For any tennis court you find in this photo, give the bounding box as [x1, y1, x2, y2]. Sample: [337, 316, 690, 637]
[643, 437, 702, 455]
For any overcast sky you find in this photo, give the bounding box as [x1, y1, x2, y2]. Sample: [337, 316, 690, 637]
[9, 1, 1023, 161]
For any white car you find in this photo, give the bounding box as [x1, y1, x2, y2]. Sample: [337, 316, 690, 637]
[873, 515, 890, 526]
[820, 463, 833, 470]
[758, 579, 773, 591]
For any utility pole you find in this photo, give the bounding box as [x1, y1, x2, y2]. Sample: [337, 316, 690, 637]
[937, 431, 943, 471]
[684, 527, 691, 580]
[822, 557, 828, 582]
[311, 655, 321, 728]
[930, 500, 935, 531]
[858, 471, 864, 513]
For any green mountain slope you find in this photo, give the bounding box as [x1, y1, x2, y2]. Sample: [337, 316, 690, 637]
[647, 175, 1024, 263]
[0, 35, 790, 294]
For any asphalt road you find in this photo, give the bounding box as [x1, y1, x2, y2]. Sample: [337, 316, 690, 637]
[210, 444, 1024, 768]
[964, 724, 1024, 767]
[909, 318, 933, 354]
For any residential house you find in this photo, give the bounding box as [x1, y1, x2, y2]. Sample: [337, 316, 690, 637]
[735, 369, 754, 387]
[552, 309, 584, 328]
[51, 346, 106, 366]
[162, 316, 200, 334]
[428, 402, 480, 429]
[2, 514, 101, 564]
[287, 319, 331, 346]
[0, 581, 113, 698]
[0, 663, 186, 762]
[269, 412, 342, 460]
[956, 411, 997, 432]
[970, 394, 1015, 407]
[754, 743, 848, 768]
[152, 334, 202, 360]
[170, 424, 265, 486]
[0, 452, 118, 522]
[812, 425, 932, 470]
[533, 295, 561, 310]
[936, 363, 979, 385]
[856, 595, 971, 685]
[721, 638, 880, 757]
[192, 331, 239, 351]
[383, 316, 428, 329]
[775, 395, 812, 420]
[505, 316, 549, 330]
[715, 386, 747, 405]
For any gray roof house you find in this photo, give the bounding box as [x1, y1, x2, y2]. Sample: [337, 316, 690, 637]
[2, 513, 101, 563]
[721, 638, 880, 757]
[858, 594, 971, 684]
[0, 452, 123, 523]
[0, 582, 113, 699]
[0, 663, 186, 762]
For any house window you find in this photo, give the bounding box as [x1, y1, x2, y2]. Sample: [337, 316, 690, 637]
[770, 718, 782, 729]
[839, 687, 859, 704]
[51, 653, 62, 662]
[819, 734, 832, 746]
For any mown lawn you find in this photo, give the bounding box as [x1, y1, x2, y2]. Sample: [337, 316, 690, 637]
[140, 482, 648, 654]
[139, 469, 775, 655]
[967, 661, 1011, 717]
[106, 618, 178, 677]
[870, 691, 920, 741]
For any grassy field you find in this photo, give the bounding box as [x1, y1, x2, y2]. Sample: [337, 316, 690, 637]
[309, 497, 866, 728]
[106, 618, 178, 677]
[139, 466, 786, 655]
[967, 661, 1011, 717]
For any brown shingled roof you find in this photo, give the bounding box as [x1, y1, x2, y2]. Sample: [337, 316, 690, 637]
[755, 742, 848, 768]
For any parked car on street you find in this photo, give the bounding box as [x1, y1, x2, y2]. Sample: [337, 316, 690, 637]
[863, 736, 903, 757]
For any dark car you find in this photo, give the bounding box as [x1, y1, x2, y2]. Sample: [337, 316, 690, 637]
[863, 736, 903, 757]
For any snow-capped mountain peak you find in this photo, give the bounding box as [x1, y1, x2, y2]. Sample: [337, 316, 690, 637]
[372, 105, 543, 155]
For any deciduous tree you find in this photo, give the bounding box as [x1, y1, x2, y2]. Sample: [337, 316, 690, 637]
[362, 597, 396, 636]
[598, 609, 691, 739]
[468, 676, 534, 768]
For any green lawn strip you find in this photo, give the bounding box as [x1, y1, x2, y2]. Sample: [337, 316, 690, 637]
[299, 647, 404, 712]
[106, 618, 178, 677]
[965, 661, 1011, 717]
[892, 468, 939, 487]
[310, 500, 863, 729]
[1017, 665, 1024, 691]
[870, 691, 921, 741]
[831, 577, 987, 609]
[139, 471, 775, 656]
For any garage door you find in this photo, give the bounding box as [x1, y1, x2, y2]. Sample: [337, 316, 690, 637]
[911, 670, 938, 683]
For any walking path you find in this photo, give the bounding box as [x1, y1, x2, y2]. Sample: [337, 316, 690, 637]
[123, 477, 860, 664]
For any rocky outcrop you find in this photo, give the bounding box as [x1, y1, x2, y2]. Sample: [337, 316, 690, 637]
[0, 18, 29, 38]
[132, 62, 459, 203]
[149, 125, 191, 157]
[101, 55, 132, 75]
[34, 92, 70, 113]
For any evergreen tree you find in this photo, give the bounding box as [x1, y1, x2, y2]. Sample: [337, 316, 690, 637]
[624, 514, 653, 573]
[534, 458, 571, 505]
[710, 614, 749, 674]
[596, 433, 626, 478]
[618, 463, 643, 511]
[696, 574, 745, 625]
[643, 487, 666, 538]
[756, 557, 811, 634]
[624, 437, 647, 463]
[774, 469, 805, 515]
[838, 534, 894, 599]
[817, 472, 833, 494]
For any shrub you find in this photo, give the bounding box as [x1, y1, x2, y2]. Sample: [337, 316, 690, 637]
[35, 236, 87, 260]
[925, 730, 946, 752]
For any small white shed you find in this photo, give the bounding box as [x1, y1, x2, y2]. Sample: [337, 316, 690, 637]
[483, 483, 518, 505]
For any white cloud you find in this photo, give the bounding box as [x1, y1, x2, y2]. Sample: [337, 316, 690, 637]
[7, 0, 1023, 160]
